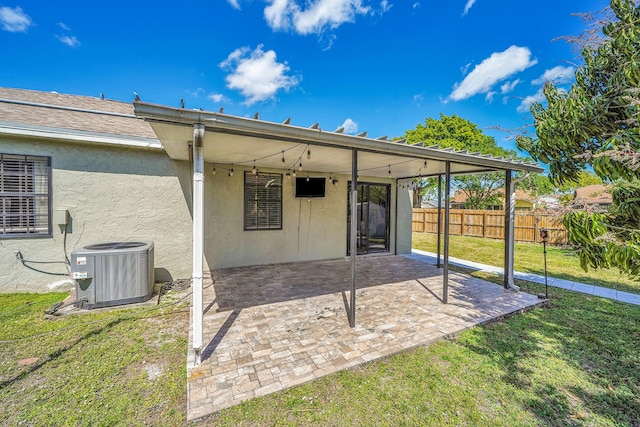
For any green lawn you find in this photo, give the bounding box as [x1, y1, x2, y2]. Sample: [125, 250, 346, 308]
[2, 251, 639, 425]
[0, 292, 189, 426]
[412, 232, 640, 295]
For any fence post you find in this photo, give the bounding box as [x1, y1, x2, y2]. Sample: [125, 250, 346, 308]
[482, 212, 487, 237]
[423, 209, 427, 233]
[461, 210, 466, 237]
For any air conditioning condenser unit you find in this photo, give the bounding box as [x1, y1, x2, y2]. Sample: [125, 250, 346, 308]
[71, 241, 155, 309]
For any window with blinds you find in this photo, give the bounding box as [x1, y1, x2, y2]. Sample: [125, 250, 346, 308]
[0, 154, 51, 237]
[244, 172, 282, 230]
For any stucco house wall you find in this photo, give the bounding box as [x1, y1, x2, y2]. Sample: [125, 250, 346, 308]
[395, 186, 413, 254]
[0, 136, 194, 292]
[204, 167, 407, 269]
[1, 139, 410, 292]
[0, 88, 414, 292]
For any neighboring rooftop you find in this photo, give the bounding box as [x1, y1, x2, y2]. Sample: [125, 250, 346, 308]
[574, 184, 612, 206]
[0, 87, 158, 142]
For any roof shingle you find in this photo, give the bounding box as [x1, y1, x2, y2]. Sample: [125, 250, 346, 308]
[0, 87, 157, 140]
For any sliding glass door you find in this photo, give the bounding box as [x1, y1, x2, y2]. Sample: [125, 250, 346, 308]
[347, 182, 390, 255]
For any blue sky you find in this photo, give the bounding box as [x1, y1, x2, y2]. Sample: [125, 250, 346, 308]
[0, 0, 609, 151]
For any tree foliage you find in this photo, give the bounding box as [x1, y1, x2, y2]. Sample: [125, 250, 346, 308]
[403, 114, 518, 209]
[516, 0, 640, 277]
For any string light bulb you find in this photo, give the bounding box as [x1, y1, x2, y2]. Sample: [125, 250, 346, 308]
[252, 160, 257, 175]
[229, 164, 234, 177]
[388, 165, 391, 176]
[292, 169, 297, 177]
[306, 173, 310, 182]
[307, 148, 311, 160]
[298, 161, 303, 171]
[282, 151, 285, 165]
[286, 170, 291, 179]
[212, 164, 216, 175]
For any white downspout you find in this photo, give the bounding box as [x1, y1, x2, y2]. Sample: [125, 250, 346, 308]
[192, 123, 205, 365]
[506, 172, 529, 290]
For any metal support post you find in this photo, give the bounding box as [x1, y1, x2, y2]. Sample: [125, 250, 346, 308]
[437, 174, 442, 268]
[503, 170, 512, 289]
[443, 163, 451, 304]
[349, 148, 358, 327]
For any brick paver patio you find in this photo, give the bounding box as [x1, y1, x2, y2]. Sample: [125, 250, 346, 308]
[186, 253, 544, 420]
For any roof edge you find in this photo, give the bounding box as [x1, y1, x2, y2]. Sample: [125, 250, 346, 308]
[133, 101, 544, 174]
[0, 121, 162, 150]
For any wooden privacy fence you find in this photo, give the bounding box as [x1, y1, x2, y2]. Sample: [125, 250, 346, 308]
[412, 208, 568, 244]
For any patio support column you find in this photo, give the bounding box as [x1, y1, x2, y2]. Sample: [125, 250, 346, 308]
[503, 170, 512, 290]
[349, 148, 358, 327]
[443, 163, 451, 304]
[192, 123, 205, 365]
[436, 174, 442, 268]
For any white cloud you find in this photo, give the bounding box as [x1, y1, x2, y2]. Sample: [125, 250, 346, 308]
[0, 6, 32, 32]
[264, 0, 370, 36]
[413, 93, 424, 106]
[227, 0, 241, 10]
[517, 87, 545, 113]
[380, 0, 393, 14]
[463, 0, 476, 16]
[208, 93, 230, 103]
[340, 118, 358, 134]
[57, 35, 80, 48]
[189, 88, 205, 97]
[448, 45, 537, 102]
[531, 65, 575, 85]
[264, 0, 294, 30]
[56, 22, 79, 47]
[220, 45, 300, 105]
[516, 65, 575, 113]
[500, 79, 520, 94]
[412, 2, 420, 9]
[485, 91, 496, 103]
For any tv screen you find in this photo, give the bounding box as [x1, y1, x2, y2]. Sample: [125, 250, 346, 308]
[295, 177, 326, 198]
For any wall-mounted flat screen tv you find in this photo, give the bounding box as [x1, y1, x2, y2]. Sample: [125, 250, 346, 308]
[295, 177, 326, 198]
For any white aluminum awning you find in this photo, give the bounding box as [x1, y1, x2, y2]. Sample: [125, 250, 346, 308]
[133, 102, 542, 179]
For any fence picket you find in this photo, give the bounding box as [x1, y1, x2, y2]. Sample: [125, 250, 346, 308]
[412, 208, 567, 244]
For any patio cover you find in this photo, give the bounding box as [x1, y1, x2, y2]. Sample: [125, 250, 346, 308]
[133, 101, 543, 363]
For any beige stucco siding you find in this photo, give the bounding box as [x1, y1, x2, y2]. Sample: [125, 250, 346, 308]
[1, 136, 413, 292]
[202, 169, 407, 269]
[395, 186, 413, 254]
[0, 137, 193, 292]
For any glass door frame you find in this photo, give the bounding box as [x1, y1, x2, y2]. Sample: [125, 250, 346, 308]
[347, 182, 391, 255]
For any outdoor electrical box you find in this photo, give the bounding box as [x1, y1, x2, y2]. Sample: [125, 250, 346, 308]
[53, 209, 69, 226]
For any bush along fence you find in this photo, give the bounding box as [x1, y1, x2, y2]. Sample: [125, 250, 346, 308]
[412, 208, 568, 245]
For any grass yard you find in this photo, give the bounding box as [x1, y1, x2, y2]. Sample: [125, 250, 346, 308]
[0, 291, 189, 426]
[412, 232, 640, 295]
[1, 247, 639, 425]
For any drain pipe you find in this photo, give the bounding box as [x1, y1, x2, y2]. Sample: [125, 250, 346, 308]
[505, 172, 529, 291]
